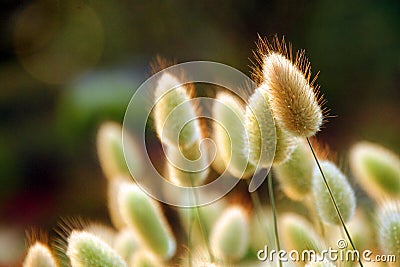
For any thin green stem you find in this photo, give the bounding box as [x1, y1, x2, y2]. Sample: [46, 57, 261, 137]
[189, 176, 215, 262]
[306, 137, 363, 267]
[246, 180, 269, 244]
[268, 172, 282, 267]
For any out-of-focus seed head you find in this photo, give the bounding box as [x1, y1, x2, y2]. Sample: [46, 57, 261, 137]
[244, 86, 276, 168]
[129, 249, 162, 267]
[165, 142, 209, 186]
[212, 92, 255, 178]
[210, 206, 250, 262]
[97, 122, 131, 180]
[118, 184, 176, 260]
[274, 139, 315, 200]
[245, 85, 297, 166]
[376, 200, 400, 257]
[280, 213, 323, 253]
[23, 242, 58, 267]
[113, 228, 140, 263]
[312, 161, 356, 225]
[350, 141, 400, 200]
[153, 72, 201, 149]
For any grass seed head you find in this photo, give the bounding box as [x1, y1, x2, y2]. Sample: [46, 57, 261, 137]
[312, 161, 356, 225]
[153, 72, 201, 149]
[274, 138, 315, 200]
[118, 184, 176, 260]
[23, 242, 58, 267]
[210, 206, 250, 262]
[66, 231, 127, 267]
[254, 36, 325, 137]
[350, 141, 400, 200]
[212, 92, 255, 178]
[97, 122, 131, 180]
[376, 200, 400, 257]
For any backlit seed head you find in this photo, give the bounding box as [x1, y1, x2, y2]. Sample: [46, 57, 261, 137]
[312, 161, 356, 225]
[97, 122, 130, 180]
[165, 142, 209, 186]
[245, 85, 296, 166]
[210, 206, 250, 261]
[376, 200, 400, 257]
[129, 250, 162, 267]
[84, 223, 116, 248]
[107, 179, 131, 229]
[350, 141, 400, 200]
[118, 184, 176, 260]
[153, 72, 201, 149]
[66, 231, 127, 267]
[273, 122, 298, 165]
[274, 139, 315, 200]
[212, 92, 255, 178]
[244, 86, 276, 167]
[254, 37, 325, 137]
[179, 197, 227, 245]
[280, 213, 323, 253]
[23, 242, 58, 267]
[113, 228, 140, 262]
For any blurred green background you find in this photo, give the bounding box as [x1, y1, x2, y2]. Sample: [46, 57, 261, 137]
[0, 0, 399, 265]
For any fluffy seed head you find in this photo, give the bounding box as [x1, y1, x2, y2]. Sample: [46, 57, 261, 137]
[210, 206, 250, 261]
[244, 86, 276, 167]
[350, 141, 400, 200]
[281, 213, 322, 253]
[274, 139, 315, 200]
[129, 250, 162, 267]
[23, 242, 58, 267]
[179, 197, 227, 245]
[313, 161, 356, 225]
[66, 230, 127, 267]
[376, 200, 400, 256]
[97, 122, 130, 180]
[113, 228, 140, 262]
[165, 142, 209, 186]
[84, 223, 116, 248]
[254, 37, 325, 137]
[118, 184, 176, 260]
[212, 92, 255, 178]
[153, 72, 201, 149]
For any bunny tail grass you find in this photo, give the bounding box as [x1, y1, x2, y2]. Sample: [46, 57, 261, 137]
[268, 172, 282, 267]
[306, 137, 363, 267]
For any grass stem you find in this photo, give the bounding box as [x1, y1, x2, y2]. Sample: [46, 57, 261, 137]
[306, 137, 363, 267]
[189, 176, 215, 262]
[268, 171, 282, 267]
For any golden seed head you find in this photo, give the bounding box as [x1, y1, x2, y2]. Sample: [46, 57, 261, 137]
[253, 36, 325, 137]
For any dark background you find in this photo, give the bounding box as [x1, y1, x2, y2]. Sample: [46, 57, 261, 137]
[0, 0, 399, 265]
